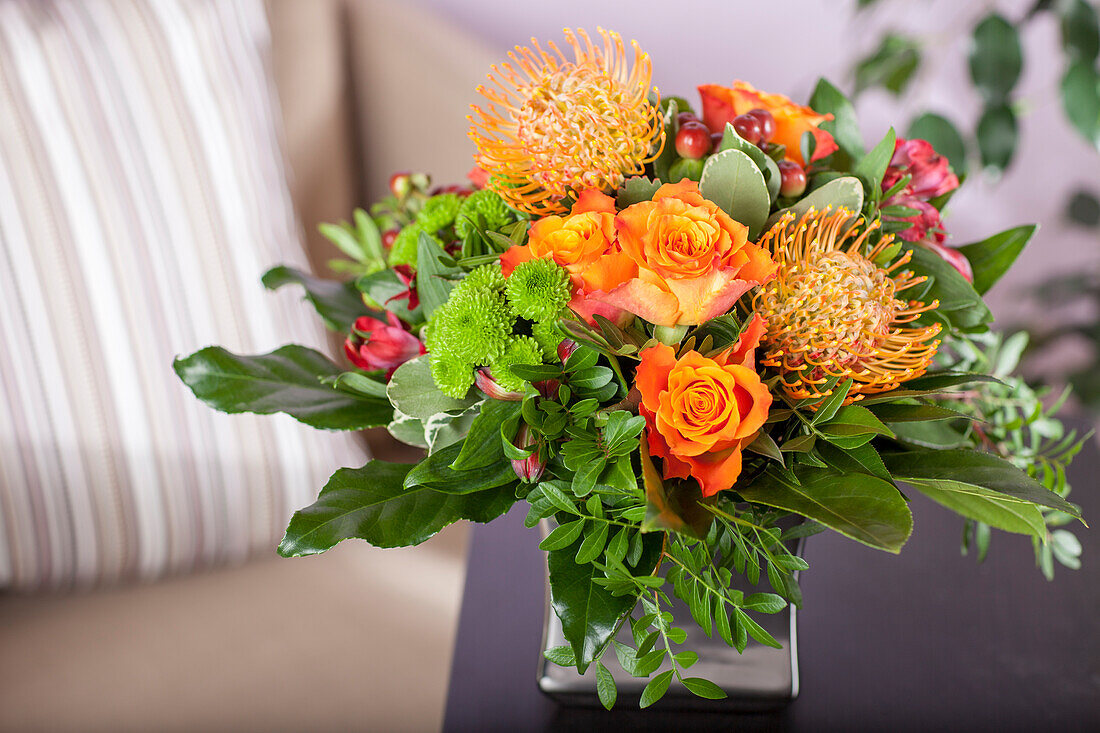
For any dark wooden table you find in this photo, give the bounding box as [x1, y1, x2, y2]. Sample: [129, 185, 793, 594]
[443, 424, 1100, 732]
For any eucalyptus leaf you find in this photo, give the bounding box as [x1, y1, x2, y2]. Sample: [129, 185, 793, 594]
[976, 104, 1018, 172]
[969, 13, 1023, 103]
[906, 113, 968, 177]
[767, 177, 863, 229]
[699, 148, 771, 239]
[387, 355, 476, 421]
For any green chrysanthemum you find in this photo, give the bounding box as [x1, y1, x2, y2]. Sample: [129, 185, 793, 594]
[460, 263, 506, 292]
[505, 258, 571, 322]
[430, 352, 475, 398]
[454, 189, 515, 239]
[429, 287, 513, 365]
[491, 336, 544, 393]
[388, 223, 441, 268]
[416, 193, 462, 233]
[531, 318, 566, 359]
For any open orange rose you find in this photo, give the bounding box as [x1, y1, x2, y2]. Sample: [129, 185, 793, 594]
[698, 81, 838, 166]
[500, 189, 628, 323]
[586, 181, 776, 327]
[635, 316, 771, 497]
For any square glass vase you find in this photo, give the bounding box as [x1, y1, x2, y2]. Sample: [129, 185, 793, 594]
[537, 521, 801, 711]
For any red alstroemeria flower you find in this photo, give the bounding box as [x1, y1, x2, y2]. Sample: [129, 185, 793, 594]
[344, 312, 425, 377]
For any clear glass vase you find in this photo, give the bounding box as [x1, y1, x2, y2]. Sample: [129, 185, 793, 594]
[537, 523, 801, 710]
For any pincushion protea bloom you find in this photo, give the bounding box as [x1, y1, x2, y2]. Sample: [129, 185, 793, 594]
[753, 208, 942, 402]
[468, 28, 664, 216]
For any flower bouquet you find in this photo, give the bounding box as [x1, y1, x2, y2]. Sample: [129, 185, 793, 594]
[176, 28, 1088, 709]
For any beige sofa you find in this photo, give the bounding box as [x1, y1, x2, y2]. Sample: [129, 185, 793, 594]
[0, 2, 494, 731]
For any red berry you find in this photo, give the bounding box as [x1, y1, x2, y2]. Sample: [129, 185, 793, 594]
[675, 121, 712, 159]
[777, 160, 807, 197]
[382, 229, 399, 248]
[389, 171, 412, 198]
[747, 109, 776, 143]
[710, 132, 724, 150]
[676, 111, 698, 127]
[732, 114, 762, 145]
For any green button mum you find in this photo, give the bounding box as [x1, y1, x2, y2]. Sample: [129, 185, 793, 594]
[505, 258, 571, 323]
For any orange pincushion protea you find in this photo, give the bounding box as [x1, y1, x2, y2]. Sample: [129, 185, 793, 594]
[753, 208, 942, 402]
[468, 28, 664, 216]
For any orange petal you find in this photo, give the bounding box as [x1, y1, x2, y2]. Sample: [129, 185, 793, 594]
[736, 242, 779, 284]
[686, 444, 744, 498]
[698, 84, 739, 136]
[591, 278, 683, 327]
[500, 244, 535, 277]
[652, 179, 706, 206]
[572, 188, 617, 215]
[635, 343, 677, 416]
[580, 250, 636, 293]
[663, 271, 757, 326]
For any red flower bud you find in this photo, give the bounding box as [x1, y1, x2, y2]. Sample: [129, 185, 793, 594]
[556, 339, 578, 363]
[344, 312, 425, 378]
[474, 368, 523, 401]
[921, 240, 974, 283]
[510, 424, 545, 483]
[467, 166, 490, 189]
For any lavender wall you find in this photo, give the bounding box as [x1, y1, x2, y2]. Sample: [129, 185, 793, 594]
[411, 0, 1100, 341]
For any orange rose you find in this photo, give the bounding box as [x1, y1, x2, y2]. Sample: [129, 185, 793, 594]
[635, 316, 771, 497]
[698, 81, 838, 166]
[500, 189, 627, 323]
[586, 181, 776, 327]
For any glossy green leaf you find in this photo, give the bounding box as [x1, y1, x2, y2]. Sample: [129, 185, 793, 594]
[889, 420, 969, 449]
[819, 405, 894, 448]
[956, 224, 1035, 295]
[543, 645, 576, 666]
[452, 400, 521, 470]
[323, 371, 389, 400]
[853, 128, 896, 199]
[641, 439, 715, 539]
[699, 148, 771, 239]
[735, 608, 782, 648]
[1060, 61, 1100, 150]
[681, 676, 727, 700]
[737, 469, 913, 553]
[387, 356, 476, 421]
[881, 449, 1083, 519]
[969, 14, 1023, 103]
[539, 518, 586, 551]
[277, 461, 516, 556]
[867, 403, 968, 423]
[262, 265, 368, 333]
[403, 441, 516, 494]
[816, 441, 893, 483]
[810, 379, 853, 425]
[976, 103, 1018, 171]
[653, 99, 681, 183]
[854, 34, 922, 95]
[548, 531, 661, 673]
[907, 244, 993, 331]
[355, 268, 421, 323]
[1062, 0, 1100, 63]
[596, 662, 617, 710]
[906, 113, 968, 177]
[174, 345, 391, 430]
[640, 670, 675, 708]
[809, 78, 864, 163]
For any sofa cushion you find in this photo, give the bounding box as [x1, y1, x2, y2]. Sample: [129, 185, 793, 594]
[0, 0, 364, 590]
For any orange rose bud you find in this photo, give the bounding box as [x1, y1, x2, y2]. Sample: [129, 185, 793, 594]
[634, 317, 772, 497]
[697, 81, 838, 166]
[586, 181, 776, 327]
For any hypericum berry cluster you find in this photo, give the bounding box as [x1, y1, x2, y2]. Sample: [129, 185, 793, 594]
[670, 106, 806, 196]
[425, 258, 571, 397]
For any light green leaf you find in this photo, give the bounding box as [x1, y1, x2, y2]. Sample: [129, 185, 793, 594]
[699, 148, 771, 239]
[681, 676, 727, 700]
[386, 355, 476, 421]
[596, 662, 617, 710]
[767, 177, 863, 229]
[640, 670, 675, 708]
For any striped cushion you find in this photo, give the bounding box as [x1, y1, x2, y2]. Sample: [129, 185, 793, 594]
[0, 0, 365, 590]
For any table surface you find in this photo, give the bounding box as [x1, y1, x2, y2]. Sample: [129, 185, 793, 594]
[443, 422, 1100, 733]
